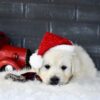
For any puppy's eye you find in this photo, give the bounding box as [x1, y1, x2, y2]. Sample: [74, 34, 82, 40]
[44, 65, 50, 69]
[61, 65, 67, 71]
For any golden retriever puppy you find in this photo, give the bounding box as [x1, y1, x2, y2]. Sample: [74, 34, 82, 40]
[29, 32, 97, 85]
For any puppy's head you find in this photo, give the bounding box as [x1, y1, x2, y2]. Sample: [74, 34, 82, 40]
[38, 48, 74, 85]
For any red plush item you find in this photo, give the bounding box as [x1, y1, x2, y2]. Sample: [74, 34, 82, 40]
[0, 45, 28, 70]
[0, 32, 30, 71]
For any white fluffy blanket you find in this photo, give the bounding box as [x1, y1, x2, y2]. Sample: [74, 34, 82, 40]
[0, 70, 100, 100]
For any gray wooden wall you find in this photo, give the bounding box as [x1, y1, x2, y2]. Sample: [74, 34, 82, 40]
[0, 0, 100, 70]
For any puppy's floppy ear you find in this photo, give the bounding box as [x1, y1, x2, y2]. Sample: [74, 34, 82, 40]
[71, 51, 81, 77]
[71, 45, 97, 78]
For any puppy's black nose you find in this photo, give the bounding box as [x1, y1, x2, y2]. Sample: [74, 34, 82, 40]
[50, 76, 59, 85]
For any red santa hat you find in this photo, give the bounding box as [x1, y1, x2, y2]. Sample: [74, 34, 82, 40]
[29, 32, 74, 69]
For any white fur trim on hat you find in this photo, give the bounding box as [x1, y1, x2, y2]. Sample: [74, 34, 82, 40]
[29, 53, 43, 69]
[51, 45, 74, 52]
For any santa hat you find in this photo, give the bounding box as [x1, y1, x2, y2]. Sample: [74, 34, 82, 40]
[29, 32, 74, 69]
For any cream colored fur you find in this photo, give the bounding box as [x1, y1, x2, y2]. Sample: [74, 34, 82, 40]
[30, 45, 97, 85]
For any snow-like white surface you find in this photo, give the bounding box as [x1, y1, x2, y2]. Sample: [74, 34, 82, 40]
[0, 70, 100, 100]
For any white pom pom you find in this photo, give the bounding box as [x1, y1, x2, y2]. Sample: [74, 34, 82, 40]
[5, 65, 13, 71]
[29, 53, 43, 69]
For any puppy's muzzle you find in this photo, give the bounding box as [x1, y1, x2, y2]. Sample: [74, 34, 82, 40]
[49, 76, 60, 85]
